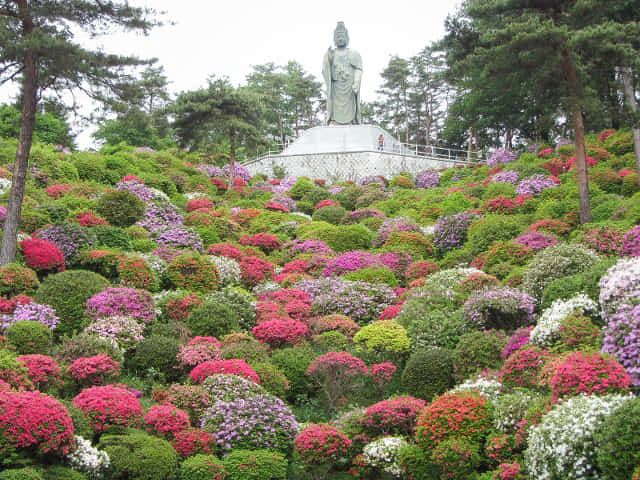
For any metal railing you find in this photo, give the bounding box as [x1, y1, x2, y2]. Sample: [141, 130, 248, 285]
[243, 141, 486, 166]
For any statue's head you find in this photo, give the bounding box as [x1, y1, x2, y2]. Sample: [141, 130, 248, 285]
[333, 21, 349, 48]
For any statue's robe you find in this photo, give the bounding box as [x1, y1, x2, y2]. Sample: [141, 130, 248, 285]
[323, 48, 362, 125]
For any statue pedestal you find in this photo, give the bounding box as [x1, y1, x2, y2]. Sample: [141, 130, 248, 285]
[243, 125, 464, 182]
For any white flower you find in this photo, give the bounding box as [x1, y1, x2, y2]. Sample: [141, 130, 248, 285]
[362, 436, 408, 477]
[530, 293, 598, 347]
[420, 225, 436, 236]
[451, 376, 502, 401]
[184, 192, 207, 200]
[524, 393, 633, 480]
[289, 211, 312, 221]
[68, 436, 110, 479]
[139, 253, 168, 277]
[599, 257, 640, 319]
[149, 187, 170, 202]
[207, 255, 241, 285]
[0, 178, 12, 195]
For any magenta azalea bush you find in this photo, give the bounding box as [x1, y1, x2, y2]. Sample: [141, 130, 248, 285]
[85, 287, 156, 323]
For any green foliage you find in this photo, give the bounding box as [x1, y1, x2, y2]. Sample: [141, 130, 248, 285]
[0, 263, 40, 297]
[0, 468, 45, 480]
[289, 178, 315, 201]
[399, 307, 467, 351]
[96, 190, 146, 228]
[311, 205, 347, 225]
[6, 321, 52, 355]
[251, 363, 290, 399]
[453, 330, 506, 381]
[180, 454, 226, 480]
[54, 332, 124, 365]
[131, 238, 157, 253]
[484, 182, 516, 200]
[402, 347, 455, 401]
[523, 243, 600, 299]
[353, 320, 411, 357]
[222, 449, 287, 480]
[335, 185, 364, 211]
[343, 265, 398, 287]
[73, 153, 107, 183]
[270, 345, 318, 401]
[61, 401, 94, 439]
[186, 301, 241, 338]
[35, 270, 109, 338]
[467, 216, 523, 255]
[594, 397, 640, 480]
[41, 466, 86, 480]
[129, 335, 181, 382]
[299, 188, 330, 210]
[0, 104, 73, 147]
[99, 431, 179, 480]
[91, 225, 132, 250]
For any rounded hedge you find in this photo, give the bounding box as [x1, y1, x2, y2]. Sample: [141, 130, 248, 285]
[98, 431, 179, 480]
[130, 335, 181, 382]
[6, 321, 52, 355]
[186, 301, 241, 338]
[180, 454, 226, 480]
[0, 468, 44, 480]
[34, 270, 109, 338]
[402, 348, 455, 401]
[221, 449, 287, 480]
[311, 205, 347, 225]
[0, 263, 40, 297]
[96, 189, 146, 228]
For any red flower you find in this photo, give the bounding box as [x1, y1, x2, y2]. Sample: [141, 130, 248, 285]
[189, 359, 260, 384]
[144, 404, 190, 437]
[20, 238, 66, 273]
[73, 385, 143, 432]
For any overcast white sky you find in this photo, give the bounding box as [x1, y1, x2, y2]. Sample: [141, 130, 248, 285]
[1, 0, 462, 148]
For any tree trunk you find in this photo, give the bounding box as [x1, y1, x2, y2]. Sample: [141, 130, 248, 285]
[0, 49, 38, 266]
[425, 113, 431, 147]
[563, 49, 592, 224]
[227, 128, 236, 191]
[277, 112, 284, 145]
[467, 128, 473, 162]
[404, 91, 409, 144]
[505, 128, 513, 149]
[622, 68, 640, 186]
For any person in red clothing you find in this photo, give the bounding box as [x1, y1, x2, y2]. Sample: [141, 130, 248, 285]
[377, 134, 384, 151]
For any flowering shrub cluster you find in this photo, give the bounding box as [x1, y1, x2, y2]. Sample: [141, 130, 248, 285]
[488, 149, 517, 167]
[144, 404, 190, 437]
[19, 238, 65, 273]
[462, 287, 537, 330]
[2, 302, 60, 330]
[16, 354, 61, 390]
[362, 436, 408, 477]
[515, 174, 558, 196]
[83, 315, 145, 348]
[189, 359, 260, 384]
[86, 287, 156, 324]
[602, 303, 640, 384]
[307, 351, 369, 411]
[68, 354, 120, 386]
[415, 170, 440, 188]
[433, 211, 475, 251]
[530, 294, 598, 347]
[67, 435, 110, 478]
[360, 396, 427, 436]
[294, 424, 351, 465]
[72, 385, 143, 432]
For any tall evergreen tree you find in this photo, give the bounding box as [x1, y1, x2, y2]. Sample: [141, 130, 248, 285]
[0, 1, 159, 264]
[376, 56, 412, 143]
[442, 0, 640, 224]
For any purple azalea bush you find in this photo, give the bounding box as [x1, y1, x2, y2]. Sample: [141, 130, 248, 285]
[621, 225, 640, 257]
[37, 223, 96, 262]
[433, 211, 475, 252]
[86, 287, 156, 324]
[1, 302, 60, 330]
[487, 150, 517, 167]
[514, 232, 558, 252]
[374, 216, 422, 247]
[155, 226, 203, 252]
[360, 175, 386, 186]
[116, 180, 154, 203]
[296, 277, 396, 324]
[269, 194, 297, 211]
[462, 287, 537, 330]
[201, 393, 298, 451]
[196, 164, 225, 178]
[324, 251, 380, 276]
[602, 304, 640, 385]
[137, 202, 184, 232]
[515, 175, 557, 196]
[283, 239, 335, 258]
[502, 326, 534, 359]
[491, 170, 519, 185]
[83, 315, 145, 348]
[344, 209, 385, 224]
[222, 163, 251, 182]
[415, 170, 440, 189]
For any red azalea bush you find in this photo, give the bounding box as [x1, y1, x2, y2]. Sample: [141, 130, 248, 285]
[528, 219, 571, 237]
[166, 253, 220, 293]
[207, 243, 242, 260]
[307, 351, 369, 411]
[19, 238, 66, 274]
[239, 256, 275, 287]
[0, 390, 74, 458]
[172, 428, 216, 457]
[177, 342, 222, 369]
[315, 199, 340, 210]
[16, 354, 61, 390]
[407, 261, 439, 281]
[165, 293, 203, 322]
[239, 233, 282, 253]
[117, 256, 158, 290]
[310, 314, 361, 337]
[144, 404, 191, 437]
[252, 318, 309, 348]
[546, 351, 632, 401]
[499, 346, 550, 390]
[189, 359, 260, 384]
[294, 424, 351, 465]
[45, 184, 72, 198]
[483, 197, 519, 214]
[185, 197, 214, 212]
[72, 385, 143, 432]
[68, 354, 120, 386]
[360, 396, 427, 436]
[415, 392, 493, 450]
[264, 202, 289, 213]
[73, 211, 109, 227]
[581, 226, 623, 255]
[370, 362, 397, 390]
[379, 304, 401, 320]
[284, 300, 312, 321]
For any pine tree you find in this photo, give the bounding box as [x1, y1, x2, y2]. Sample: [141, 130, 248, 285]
[0, 1, 160, 264]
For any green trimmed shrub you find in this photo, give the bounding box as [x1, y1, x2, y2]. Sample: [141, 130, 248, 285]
[467, 216, 523, 255]
[6, 321, 52, 355]
[271, 346, 318, 401]
[99, 431, 179, 480]
[73, 153, 107, 182]
[335, 185, 365, 211]
[96, 190, 146, 228]
[91, 225, 132, 250]
[129, 335, 181, 382]
[35, 270, 109, 338]
[343, 265, 398, 287]
[180, 454, 226, 480]
[402, 348, 455, 401]
[594, 396, 640, 480]
[186, 302, 241, 338]
[55, 332, 124, 365]
[41, 466, 86, 480]
[131, 238, 157, 253]
[0, 263, 39, 297]
[61, 401, 94, 439]
[311, 205, 347, 225]
[330, 224, 373, 252]
[251, 363, 290, 399]
[289, 178, 314, 200]
[0, 468, 44, 480]
[453, 330, 506, 381]
[222, 449, 287, 480]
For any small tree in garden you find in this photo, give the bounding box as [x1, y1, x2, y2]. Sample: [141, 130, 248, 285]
[307, 351, 369, 411]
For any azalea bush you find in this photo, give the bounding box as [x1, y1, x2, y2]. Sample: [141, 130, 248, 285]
[68, 354, 120, 386]
[189, 359, 260, 384]
[72, 385, 143, 433]
[360, 396, 427, 436]
[144, 404, 190, 438]
[85, 287, 155, 324]
[307, 351, 369, 411]
[602, 303, 640, 384]
[294, 424, 351, 467]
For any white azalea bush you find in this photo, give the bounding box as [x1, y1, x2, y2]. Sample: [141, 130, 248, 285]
[530, 293, 598, 347]
[67, 435, 110, 479]
[524, 393, 634, 480]
[450, 376, 502, 401]
[493, 390, 542, 433]
[599, 257, 640, 319]
[362, 436, 408, 477]
[207, 255, 241, 285]
[0, 178, 12, 195]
